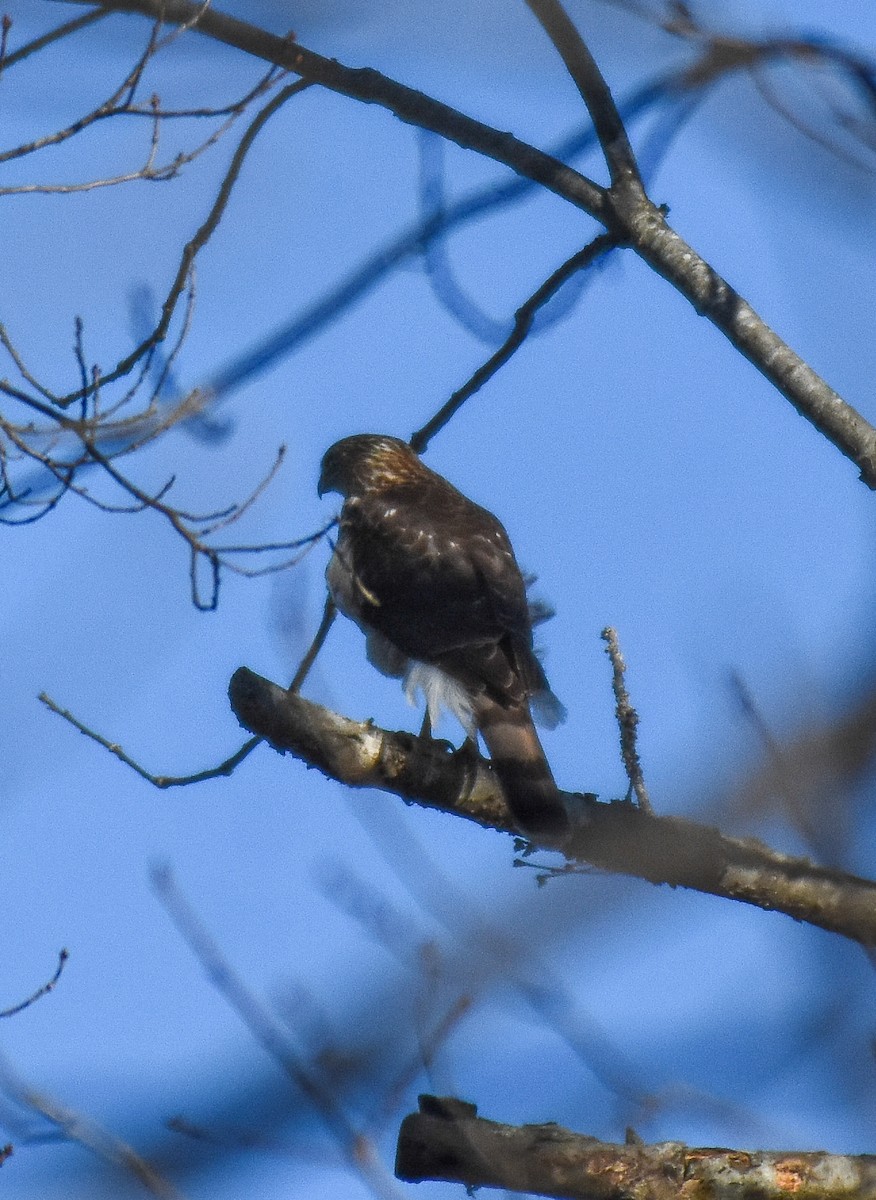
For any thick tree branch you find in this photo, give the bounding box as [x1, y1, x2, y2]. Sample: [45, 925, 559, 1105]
[396, 1095, 876, 1199]
[229, 667, 511, 830]
[629, 213, 876, 485]
[229, 667, 876, 948]
[70, 0, 609, 219]
[523, 0, 876, 485]
[67, 0, 876, 486]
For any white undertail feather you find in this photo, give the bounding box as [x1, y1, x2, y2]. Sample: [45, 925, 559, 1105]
[403, 661, 476, 736]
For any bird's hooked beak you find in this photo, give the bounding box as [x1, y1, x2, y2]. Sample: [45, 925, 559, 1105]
[317, 457, 332, 498]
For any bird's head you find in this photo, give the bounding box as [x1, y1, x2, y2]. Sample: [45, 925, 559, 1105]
[318, 434, 422, 498]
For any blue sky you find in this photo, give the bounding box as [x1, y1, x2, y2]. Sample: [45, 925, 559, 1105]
[3, 1, 876, 1196]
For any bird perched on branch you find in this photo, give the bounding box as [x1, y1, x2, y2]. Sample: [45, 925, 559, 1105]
[318, 433, 568, 838]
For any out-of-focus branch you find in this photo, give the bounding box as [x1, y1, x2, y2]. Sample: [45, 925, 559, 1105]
[151, 866, 404, 1200]
[229, 666, 876, 948]
[396, 1095, 876, 1199]
[0, 1059, 186, 1200]
[728, 677, 876, 864]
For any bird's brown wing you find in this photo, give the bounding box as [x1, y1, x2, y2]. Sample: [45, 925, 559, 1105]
[335, 469, 569, 838]
[342, 482, 540, 702]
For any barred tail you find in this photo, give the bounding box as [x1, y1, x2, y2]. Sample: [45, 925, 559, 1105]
[476, 697, 568, 838]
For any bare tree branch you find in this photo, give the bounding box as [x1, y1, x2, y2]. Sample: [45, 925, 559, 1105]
[177, 70, 705, 404]
[601, 627, 652, 814]
[38, 690, 262, 787]
[228, 666, 876, 948]
[63, 0, 611, 216]
[396, 1095, 876, 1199]
[38, 591, 337, 787]
[411, 232, 621, 452]
[525, 0, 644, 190]
[62, 0, 876, 487]
[7, 6, 876, 1195]
[0, 951, 69, 1020]
[0, 10, 107, 75]
[44, 74, 308, 406]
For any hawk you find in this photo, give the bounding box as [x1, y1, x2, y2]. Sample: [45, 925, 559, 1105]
[318, 434, 569, 838]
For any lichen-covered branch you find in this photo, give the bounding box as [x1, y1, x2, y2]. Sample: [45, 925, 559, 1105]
[229, 667, 511, 830]
[229, 666, 876, 947]
[395, 1095, 876, 1199]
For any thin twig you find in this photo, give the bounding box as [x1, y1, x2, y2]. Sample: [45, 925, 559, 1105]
[601, 627, 652, 813]
[211, 519, 337, 554]
[198, 445, 287, 536]
[0, 950, 69, 1019]
[53, 76, 310, 409]
[0, 16, 162, 170]
[290, 596, 337, 692]
[37, 592, 336, 788]
[38, 691, 261, 787]
[411, 232, 620, 452]
[0, 10, 107, 75]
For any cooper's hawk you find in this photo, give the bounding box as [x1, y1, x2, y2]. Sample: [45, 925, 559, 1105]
[318, 434, 568, 838]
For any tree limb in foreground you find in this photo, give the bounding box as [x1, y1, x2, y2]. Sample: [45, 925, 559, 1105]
[395, 1095, 876, 1199]
[229, 666, 876, 948]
